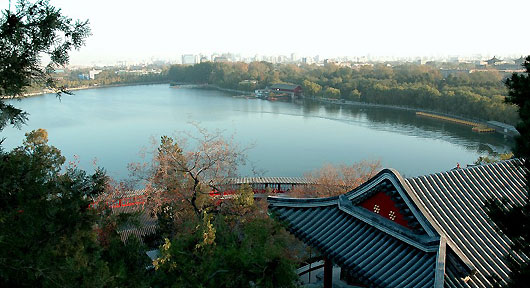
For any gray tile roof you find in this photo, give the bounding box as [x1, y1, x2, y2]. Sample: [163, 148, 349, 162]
[269, 171, 453, 288]
[225, 177, 312, 185]
[268, 159, 527, 288]
[270, 83, 301, 90]
[405, 159, 527, 288]
[111, 204, 158, 242]
[270, 204, 438, 287]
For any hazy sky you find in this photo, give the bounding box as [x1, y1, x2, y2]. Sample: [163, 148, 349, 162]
[3, 0, 529, 65]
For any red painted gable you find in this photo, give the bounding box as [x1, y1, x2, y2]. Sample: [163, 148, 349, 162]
[359, 191, 410, 228]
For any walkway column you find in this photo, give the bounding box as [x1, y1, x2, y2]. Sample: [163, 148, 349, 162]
[324, 256, 332, 288]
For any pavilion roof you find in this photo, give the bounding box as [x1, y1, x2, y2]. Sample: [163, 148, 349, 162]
[268, 159, 527, 288]
[225, 176, 312, 185]
[270, 83, 301, 90]
[111, 204, 158, 243]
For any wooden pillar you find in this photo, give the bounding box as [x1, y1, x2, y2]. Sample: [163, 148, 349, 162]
[324, 256, 332, 288]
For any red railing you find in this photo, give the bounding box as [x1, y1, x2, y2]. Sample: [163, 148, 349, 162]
[90, 195, 146, 209]
[92, 183, 297, 209]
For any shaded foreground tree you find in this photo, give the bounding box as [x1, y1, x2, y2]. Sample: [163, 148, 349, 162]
[0, 0, 90, 130]
[0, 129, 108, 286]
[291, 161, 381, 198]
[150, 194, 299, 288]
[0, 129, 151, 287]
[0, 2, 153, 287]
[486, 56, 530, 287]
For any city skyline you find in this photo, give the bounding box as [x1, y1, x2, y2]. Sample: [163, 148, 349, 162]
[2, 0, 529, 66]
[69, 52, 526, 68]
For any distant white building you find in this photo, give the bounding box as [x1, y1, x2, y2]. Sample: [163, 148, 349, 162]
[89, 69, 102, 80]
[181, 54, 199, 65]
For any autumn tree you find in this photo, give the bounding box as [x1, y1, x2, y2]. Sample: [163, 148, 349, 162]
[291, 160, 381, 198]
[130, 125, 249, 220]
[128, 126, 300, 287]
[128, 125, 255, 241]
[302, 79, 322, 96]
[323, 86, 341, 99]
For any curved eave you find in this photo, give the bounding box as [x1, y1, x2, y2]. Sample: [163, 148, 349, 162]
[346, 168, 476, 275]
[337, 194, 440, 252]
[268, 195, 339, 207]
[269, 204, 439, 288]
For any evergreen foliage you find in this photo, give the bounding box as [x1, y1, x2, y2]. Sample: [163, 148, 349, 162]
[505, 57, 530, 171]
[0, 129, 151, 287]
[0, 3, 151, 287]
[0, 129, 109, 287]
[151, 198, 299, 288]
[0, 0, 90, 130]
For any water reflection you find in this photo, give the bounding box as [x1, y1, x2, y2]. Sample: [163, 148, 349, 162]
[292, 99, 513, 155]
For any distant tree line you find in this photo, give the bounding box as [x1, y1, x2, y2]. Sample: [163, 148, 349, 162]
[168, 62, 519, 125]
[67, 69, 168, 86]
[21, 68, 170, 94]
[44, 69, 168, 92]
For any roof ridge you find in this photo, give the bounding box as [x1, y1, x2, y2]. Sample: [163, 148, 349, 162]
[406, 158, 524, 181]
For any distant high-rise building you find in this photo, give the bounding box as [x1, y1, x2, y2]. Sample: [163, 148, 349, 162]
[182, 54, 199, 65]
[301, 57, 313, 64]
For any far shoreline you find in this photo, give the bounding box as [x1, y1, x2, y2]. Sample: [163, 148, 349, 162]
[1, 81, 169, 99]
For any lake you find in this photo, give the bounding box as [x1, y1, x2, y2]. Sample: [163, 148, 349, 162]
[1, 84, 513, 180]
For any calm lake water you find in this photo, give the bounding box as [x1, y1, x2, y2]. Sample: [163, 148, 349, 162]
[2, 84, 513, 180]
